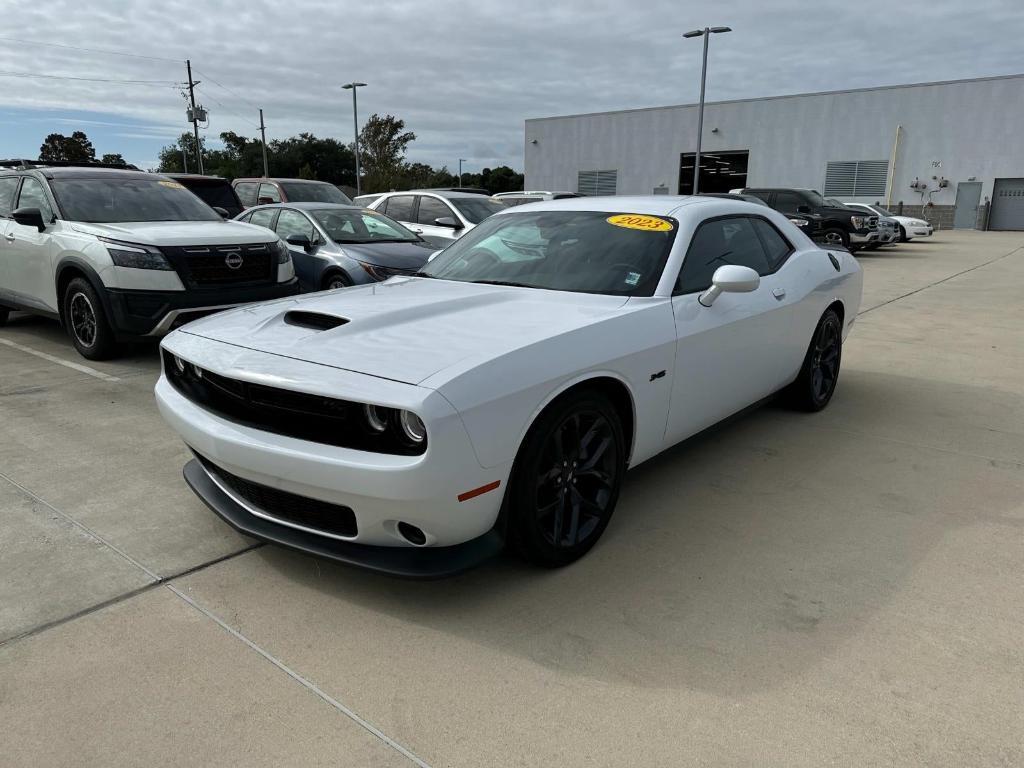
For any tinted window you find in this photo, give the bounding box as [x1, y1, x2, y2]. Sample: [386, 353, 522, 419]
[449, 197, 506, 224]
[417, 196, 453, 225]
[178, 180, 241, 216]
[247, 208, 278, 230]
[16, 177, 54, 221]
[49, 178, 221, 223]
[774, 191, 805, 212]
[235, 182, 258, 207]
[422, 210, 677, 297]
[676, 216, 772, 295]
[257, 182, 281, 203]
[0, 176, 22, 216]
[745, 190, 772, 204]
[751, 218, 793, 271]
[275, 209, 315, 242]
[352, 194, 382, 207]
[311, 209, 418, 243]
[279, 182, 351, 204]
[383, 195, 415, 222]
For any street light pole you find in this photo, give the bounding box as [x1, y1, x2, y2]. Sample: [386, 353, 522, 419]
[342, 82, 367, 196]
[258, 108, 269, 178]
[458, 158, 467, 187]
[683, 26, 731, 194]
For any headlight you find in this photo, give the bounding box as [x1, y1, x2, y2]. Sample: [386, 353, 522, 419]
[364, 404, 389, 432]
[357, 262, 394, 281]
[850, 216, 866, 229]
[272, 239, 291, 264]
[788, 218, 808, 227]
[101, 238, 173, 270]
[399, 410, 427, 443]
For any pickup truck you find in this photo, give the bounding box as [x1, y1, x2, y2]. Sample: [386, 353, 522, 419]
[738, 187, 879, 251]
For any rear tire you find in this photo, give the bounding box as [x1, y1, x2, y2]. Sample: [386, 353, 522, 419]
[789, 308, 843, 412]
[63, 278, 119, 360]
[506, 389, 626, 567]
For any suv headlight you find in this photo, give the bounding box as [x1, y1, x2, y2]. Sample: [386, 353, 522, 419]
[850, 216, 866, 229]
[101, 238, 173, 270]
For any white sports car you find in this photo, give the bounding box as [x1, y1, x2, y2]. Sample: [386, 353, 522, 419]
[155, 196, 863, 576]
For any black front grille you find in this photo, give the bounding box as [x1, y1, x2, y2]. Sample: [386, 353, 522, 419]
[196, 453, 357, 537]
[162, 350, 426, 455]
[160, 243, 274, 287]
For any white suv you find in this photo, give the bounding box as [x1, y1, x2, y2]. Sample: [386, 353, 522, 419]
[0, 163, 298, 359]
[367, 190, 506, 248]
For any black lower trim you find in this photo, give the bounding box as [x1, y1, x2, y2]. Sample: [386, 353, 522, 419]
[183, 459, 504, 579]
[104, 278, 299, 337]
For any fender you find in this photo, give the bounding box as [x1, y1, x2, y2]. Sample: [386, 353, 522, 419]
[54, 255, 114, 328]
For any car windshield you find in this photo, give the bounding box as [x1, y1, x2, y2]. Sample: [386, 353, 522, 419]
[420, 210, 677, 296]
[871, 205, 893, 215]
[279, 182, 352, 204]
[804, 190, 829, 207]
[449, 197, 506, 224]
[311, 208, 419, 244]
[50, 177, 222, 223]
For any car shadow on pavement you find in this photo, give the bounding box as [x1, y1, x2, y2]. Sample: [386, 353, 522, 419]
[238, 370, 1021, 698]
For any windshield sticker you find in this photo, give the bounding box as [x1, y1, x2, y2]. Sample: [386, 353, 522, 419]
[625, 272, 641, 286]
[158, 181, 186, 190]
[606, 214, 674, 232]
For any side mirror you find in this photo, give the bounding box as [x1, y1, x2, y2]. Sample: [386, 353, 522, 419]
[434, 216, 463, 230]
[698, 265, 760, 307]
[286, 234, 312, 251]
[212, 206, 229, 219]
[797, 204, 811, 214]
[11, 207, 46, 232]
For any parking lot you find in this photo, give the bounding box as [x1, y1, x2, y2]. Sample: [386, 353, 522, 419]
[1, 229, 1022, 766]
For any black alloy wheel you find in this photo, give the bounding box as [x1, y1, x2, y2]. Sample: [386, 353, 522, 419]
[790, 308, 843, 412]
[507, 390, 625, 566]
[63, 277, 118, 360]
[70, 291, 97, 348]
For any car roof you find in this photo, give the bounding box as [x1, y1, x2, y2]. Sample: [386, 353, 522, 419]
[382, 189, 489, 199]
[492, 195, 739, 217]
[247, 202, 363, 211]
[232, 177, 335, 185]
[166, 173, 228, 181]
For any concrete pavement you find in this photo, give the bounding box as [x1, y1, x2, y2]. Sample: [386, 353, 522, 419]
[1, 231, 1022, 766]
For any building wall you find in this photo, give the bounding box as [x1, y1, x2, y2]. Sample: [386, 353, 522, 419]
[524, 75, 1024, 213]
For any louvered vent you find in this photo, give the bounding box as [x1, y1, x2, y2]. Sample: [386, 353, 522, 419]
[824, 160, 889, 197]
[577, 169, 618, 196]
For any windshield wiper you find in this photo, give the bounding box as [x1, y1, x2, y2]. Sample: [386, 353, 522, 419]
[411, 271, 435, 278]
[469, 279, 535, 288]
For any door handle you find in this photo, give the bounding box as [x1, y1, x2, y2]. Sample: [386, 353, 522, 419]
[3, 233, 14, 242]
[772, 288, 786, 300]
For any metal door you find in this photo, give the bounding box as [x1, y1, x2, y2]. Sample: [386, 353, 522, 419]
[989, 178, 1024, 231]
[952, 181, 982, 229]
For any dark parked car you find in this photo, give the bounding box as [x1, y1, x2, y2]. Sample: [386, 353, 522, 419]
[740, 187, 880, 250]
[167, 174, 244, 218]
[236, 203, 435, 291]
[233, 178, 353, 209]
[702, 192, 820, 237]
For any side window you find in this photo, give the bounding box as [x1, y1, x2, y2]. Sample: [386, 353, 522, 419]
[16, 177, 54, 221]
[774, 191, 804, 212]
[274, 209, 315, 242]
[248, 208, 278, 230]
[751, 218, 793, 271]
[383, 195, 415, 222]
[0, 176, 20, 216]
[675, 216, 771, 295]
[235, 182, 258, 207]
[257, 182, 281, 204]
[417, 196, 452, 225]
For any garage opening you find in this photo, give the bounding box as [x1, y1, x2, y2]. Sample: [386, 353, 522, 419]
[679, 149, 749, 195]
[989, 178, 1024, 230]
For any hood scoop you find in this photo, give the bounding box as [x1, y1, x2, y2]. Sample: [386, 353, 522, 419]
[283, 311, 349, 331]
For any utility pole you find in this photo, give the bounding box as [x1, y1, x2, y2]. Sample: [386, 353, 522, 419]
[258, 108, 269, 177]
[181, 146, 188, 173]
[185, 59, 204, 174]
[459, 158, 467, 187]
[342, 82, 367, 196]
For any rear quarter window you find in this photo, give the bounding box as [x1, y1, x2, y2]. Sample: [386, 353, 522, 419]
[0, 176, 21, 216]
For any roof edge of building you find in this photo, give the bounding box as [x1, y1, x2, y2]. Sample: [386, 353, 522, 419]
[525, 71, 1024, 124]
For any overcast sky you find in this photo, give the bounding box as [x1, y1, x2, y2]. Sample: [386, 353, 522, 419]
[1, 0, 1022, 171]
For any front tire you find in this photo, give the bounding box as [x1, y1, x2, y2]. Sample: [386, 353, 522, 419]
[507, 390, 626, 567]
[789, 309, 843, 412]
[63, 278, 119, 360]
[0, 306, 9, 327]
[820, 228, 849, 250]
[897, 225, 909, 242]
[322, 271, 352, 291]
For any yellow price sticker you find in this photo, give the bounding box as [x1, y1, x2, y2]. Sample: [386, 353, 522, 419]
[606, 214, 674, 232]
[158, 181, 186, 190]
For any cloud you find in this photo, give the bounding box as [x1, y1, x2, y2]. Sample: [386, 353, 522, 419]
[1, 0, 1022, 171]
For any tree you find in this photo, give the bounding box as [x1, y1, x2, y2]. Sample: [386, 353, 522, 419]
[358, 114, 416, 192]
[39, 131, 95, 162]
[100, 153, 126, 166]
[157, 133, 203, 173]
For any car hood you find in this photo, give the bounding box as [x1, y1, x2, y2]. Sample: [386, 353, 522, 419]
[177, 277, 629, 385]
[336, 240, 436, 269]
[69, 220, 274, 246]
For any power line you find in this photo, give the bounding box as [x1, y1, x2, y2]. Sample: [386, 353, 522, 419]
[0, 69, 182, 87]
[0, 36, 181, 63]
[192, 68, 260, 112]
[194, 85, 260, 129]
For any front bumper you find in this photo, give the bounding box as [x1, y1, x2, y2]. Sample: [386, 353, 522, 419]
[849, 229, 880, 244]
[105, 278, 300, 337]
[909, 225, 933, 237]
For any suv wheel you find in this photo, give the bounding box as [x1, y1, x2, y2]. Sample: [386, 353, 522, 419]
[820, 228, 849, 250]
[64, 278, 119, 360]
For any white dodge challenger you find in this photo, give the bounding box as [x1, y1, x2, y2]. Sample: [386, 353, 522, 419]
[155, 196, 862, 577]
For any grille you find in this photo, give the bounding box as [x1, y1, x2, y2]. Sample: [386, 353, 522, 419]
[196, 453, 357, 537]
[160, 243, 274, 287]
[162, 350, 426, 455]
